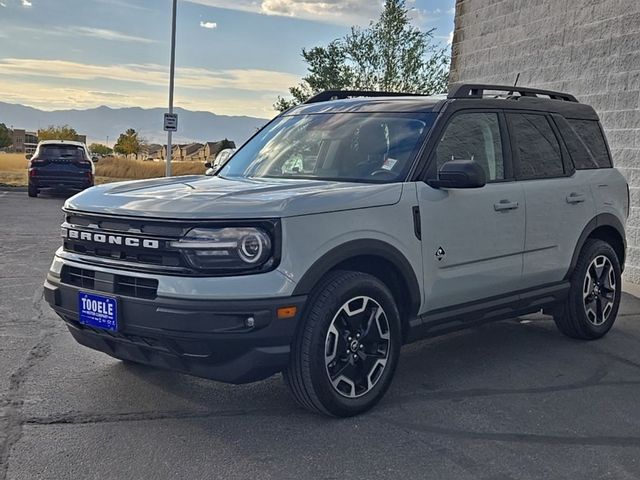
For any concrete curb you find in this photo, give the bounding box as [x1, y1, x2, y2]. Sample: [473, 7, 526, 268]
[0, 185, 27, 192]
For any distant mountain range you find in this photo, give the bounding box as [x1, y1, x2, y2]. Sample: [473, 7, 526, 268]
[0, 102, 270, 146]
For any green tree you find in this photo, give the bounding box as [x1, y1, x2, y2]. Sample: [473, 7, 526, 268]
[0, 123, 11, 149]
[275, 0, 449, 111]
[113, 128, 142, 158]
[37, 125, 78, 141]
[89, 143, 113, 155]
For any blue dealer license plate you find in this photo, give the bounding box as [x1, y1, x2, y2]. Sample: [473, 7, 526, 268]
[78, 292, 118, 332]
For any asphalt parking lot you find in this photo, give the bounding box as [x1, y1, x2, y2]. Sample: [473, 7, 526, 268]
[1, 188, 640, 480]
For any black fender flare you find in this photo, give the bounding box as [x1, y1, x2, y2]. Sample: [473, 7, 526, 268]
[565, 213, 626, 279]
[292, 239, 422, 318]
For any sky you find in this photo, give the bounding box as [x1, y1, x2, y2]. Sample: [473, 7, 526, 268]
[0, 0, 456, 119]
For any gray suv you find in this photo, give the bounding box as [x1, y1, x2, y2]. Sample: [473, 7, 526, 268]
[44, 84, 628, 417]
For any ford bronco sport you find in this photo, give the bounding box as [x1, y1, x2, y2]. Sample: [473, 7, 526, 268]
[44, 84, 628, 417]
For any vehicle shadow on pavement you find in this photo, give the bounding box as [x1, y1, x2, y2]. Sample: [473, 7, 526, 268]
[35, 190, 80, 199]
[110, 292, 640, 421]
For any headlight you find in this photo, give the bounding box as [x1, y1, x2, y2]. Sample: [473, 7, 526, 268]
[170, 227, 273, 271]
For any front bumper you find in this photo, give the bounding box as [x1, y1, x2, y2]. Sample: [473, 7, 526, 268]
[44, 273, 306, 384]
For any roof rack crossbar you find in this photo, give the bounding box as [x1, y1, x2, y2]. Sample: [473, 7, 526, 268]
[447, 84, 578, 103]
[304, 90, 426, 104]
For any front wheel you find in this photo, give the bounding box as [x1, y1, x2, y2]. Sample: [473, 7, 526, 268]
[284, 271, 401, 417]
[554, 239, 622, 340]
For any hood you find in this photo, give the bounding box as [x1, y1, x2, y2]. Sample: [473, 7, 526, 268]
[64, 175, 403, 219]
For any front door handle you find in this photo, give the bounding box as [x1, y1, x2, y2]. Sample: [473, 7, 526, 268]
[566, 192, 586, 204]
[494, 199, 519, 211]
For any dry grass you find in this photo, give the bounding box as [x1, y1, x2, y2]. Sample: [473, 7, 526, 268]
[0, 153, 30, 171]
[0, 153, 29, 186]
[95, 157, 205, 179]
[0, 153, 206, 187]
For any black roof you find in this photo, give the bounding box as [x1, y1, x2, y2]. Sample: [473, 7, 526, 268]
[286, 85, 599, 120]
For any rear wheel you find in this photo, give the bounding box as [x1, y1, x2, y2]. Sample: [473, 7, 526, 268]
[28, 183, 38, 198]
[554, 239, 621, 339]
[284, 271, 401, 417]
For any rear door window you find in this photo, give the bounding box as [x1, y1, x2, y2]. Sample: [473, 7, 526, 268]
[566, 119, 612, 168]
[507, 113, 564, 179]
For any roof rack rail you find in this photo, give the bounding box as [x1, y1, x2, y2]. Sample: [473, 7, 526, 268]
[448, 84, 578, 103]
[304, 90, 426, 104]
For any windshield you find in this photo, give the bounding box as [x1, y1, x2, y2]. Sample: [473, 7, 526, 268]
[219, 112, 435, 183]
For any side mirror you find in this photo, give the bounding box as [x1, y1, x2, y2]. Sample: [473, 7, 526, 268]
[25, 154, 32, 160]
[427, 160, 486, 189]
[204, 161, 212, 169]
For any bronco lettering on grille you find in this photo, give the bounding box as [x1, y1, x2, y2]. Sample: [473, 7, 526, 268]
[66, 229, 160, 249]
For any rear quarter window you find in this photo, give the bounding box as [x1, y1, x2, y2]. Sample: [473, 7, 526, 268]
[566, 119, 612, 169]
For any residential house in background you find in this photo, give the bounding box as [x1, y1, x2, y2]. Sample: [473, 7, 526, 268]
[205, 139, 236, 161]
[143, 144, 163, 160]
[160, 144, 182, 161]
[153, 139, 236, 162]
[180, 143, 203, 161]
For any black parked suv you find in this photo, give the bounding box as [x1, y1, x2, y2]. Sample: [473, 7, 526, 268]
[27, 140, 95, 197]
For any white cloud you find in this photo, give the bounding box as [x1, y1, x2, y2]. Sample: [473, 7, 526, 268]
[75, 27, 156, 43]
[9, 25, 155, 44]
[185, 0, 382, 26]
[95, 0, 151, 11]
[0, 58, 299, 94]
[199, 20, 218, 29]
[447, 30, 453, 45]
[0, 2, 7, 7]
[21, 0, 31, 6]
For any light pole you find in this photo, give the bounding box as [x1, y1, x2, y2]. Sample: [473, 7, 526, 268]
[166, 0, 177, 177]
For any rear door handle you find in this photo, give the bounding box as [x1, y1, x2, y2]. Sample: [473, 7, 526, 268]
[566, 192, 586, 204]
[494, 199, 519, 211]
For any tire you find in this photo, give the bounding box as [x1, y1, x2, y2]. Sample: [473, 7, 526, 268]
[554, 239, 622, 340]
[284, 271, 402, 417]
[28, 184, 38, 198]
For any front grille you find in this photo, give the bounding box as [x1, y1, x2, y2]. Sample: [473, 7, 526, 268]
[64, 240, 182, 267]
[61, 266, 158, 299]
[60, 210, 280, 276]
[62, 212, 191, 274]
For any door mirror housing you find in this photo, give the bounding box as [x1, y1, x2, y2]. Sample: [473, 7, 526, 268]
[427, 160, 486, 189]
[204, 161, 212, 169]
[25, 154, 32, 160]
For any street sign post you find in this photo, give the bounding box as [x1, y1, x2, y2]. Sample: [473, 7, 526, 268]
[165, 0, 177, 177]
[163, 113, 178, 132]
